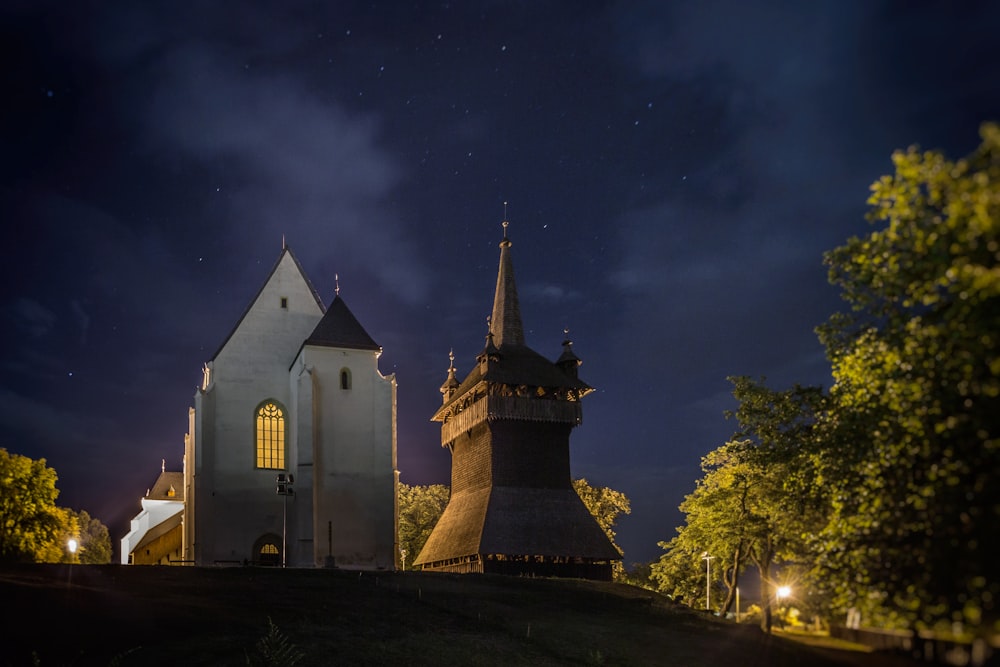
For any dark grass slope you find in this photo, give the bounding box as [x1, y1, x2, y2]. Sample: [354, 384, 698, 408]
[0, 565, 921, 667]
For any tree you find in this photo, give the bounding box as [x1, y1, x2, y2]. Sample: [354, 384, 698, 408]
[815, 123, 1000, 632]
[397, 483, 449, 569]
[572, 478, 631, 559]
[0, 449, 67, 563]
[75, 509, 112, 564]
[652, 378, 825, 632]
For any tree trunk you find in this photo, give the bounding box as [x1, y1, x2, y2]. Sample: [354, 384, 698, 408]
[751, 536, 775, 633]
[719, 542, 743, 617]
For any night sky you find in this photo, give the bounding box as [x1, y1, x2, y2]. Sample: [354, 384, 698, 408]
[3, 1, 999, 566]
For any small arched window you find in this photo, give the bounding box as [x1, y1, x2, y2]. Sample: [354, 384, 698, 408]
[340, 368, 352, 390]
[255, 400, 286, 469]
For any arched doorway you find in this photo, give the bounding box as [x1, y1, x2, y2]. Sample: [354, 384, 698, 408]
[253, 534, 282, 566]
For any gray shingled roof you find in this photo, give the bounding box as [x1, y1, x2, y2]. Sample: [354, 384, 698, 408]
[304, 295, 380, 351]
[147, 471, 184, 501]
[415, 486, 620, 565]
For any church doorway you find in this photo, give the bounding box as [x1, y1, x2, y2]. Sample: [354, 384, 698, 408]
[253, 534, 282, 566]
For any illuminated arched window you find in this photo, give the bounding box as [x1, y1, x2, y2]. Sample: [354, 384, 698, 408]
[255, 401, 286, 469]
[340, 368, 352, 390]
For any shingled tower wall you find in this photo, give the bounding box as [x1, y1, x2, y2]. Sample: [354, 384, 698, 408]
[414, 223, 620, 580]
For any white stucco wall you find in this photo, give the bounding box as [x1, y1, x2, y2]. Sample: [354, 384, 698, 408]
[193, 252, 323, 565]
[297, 345, 397, 569]
[186, 250, 397, 569]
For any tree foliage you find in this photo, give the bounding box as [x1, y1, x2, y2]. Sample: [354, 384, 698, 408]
[572, 478, 631, 556]
[659, 123, 999, 635]
[651, 378, 824, 631]
[75, 509, 113, 564]
[0, 448, 67, 563]
[0, 449, 112, 564]
[814, 122, 1000, 631]
[397, 482, 450, 569]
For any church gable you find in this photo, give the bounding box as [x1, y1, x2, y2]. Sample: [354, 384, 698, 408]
[212, 248, 326, 371]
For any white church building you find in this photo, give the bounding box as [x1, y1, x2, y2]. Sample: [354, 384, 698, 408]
[122, 246, 398, 569]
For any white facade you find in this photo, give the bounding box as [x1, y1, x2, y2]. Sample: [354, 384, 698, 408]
[181, 248, 397, 568]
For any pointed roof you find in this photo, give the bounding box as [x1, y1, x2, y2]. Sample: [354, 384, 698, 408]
[304, 295, 381, 351]
[211, 246, 325, 360]
[489, 222, 524, 347]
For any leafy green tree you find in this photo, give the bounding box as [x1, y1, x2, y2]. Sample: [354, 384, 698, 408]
[0, 449, 68, 563]
[650, 535, 708, 607]
[34, 506, 79, 564]
[653, 378, 824, 631]
[815, 123, 1000, 632]
[572, 478, 632, 559]
[75, 509, 112, 564]
[397, 483, 450, 569]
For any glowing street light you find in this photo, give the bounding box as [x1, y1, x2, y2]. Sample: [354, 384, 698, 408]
[776, 585, 791, 601]
[67, 538, 78, 557]
[400, 548, 408, 571]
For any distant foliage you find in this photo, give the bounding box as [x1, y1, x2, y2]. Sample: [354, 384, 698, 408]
[572, 478, 631, 557]
[397, 483, 450, 569]
[75, 509, 113, 564]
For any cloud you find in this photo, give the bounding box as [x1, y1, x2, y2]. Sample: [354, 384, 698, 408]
[11, 298, 57, 337]
[134, 40, 431, 304]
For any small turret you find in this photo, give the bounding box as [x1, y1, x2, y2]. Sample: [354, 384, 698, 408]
[556, 329, 582, 379]
[439, 349, 460, 403]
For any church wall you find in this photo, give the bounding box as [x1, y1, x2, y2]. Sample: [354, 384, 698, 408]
[289, 359, 317, 567]
[302, 345, 397, 569]
[193, 253, 323, 565]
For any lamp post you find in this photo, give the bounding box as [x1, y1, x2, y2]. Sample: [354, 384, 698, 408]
[276, 474, 294, 567]
[67, 538, 78, 586]
[701, 552, 714, 610]
[400, 548, 407, 572]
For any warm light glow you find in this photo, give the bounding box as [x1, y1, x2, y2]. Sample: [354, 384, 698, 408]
[776, 585, 791, 599]
[67, 538, 78, 554]
[256, 401, 286, 469]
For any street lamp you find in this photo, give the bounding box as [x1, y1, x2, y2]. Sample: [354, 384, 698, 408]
[776, 585, 791, 602]
[276, 474, 295, 567]
[400, 548, 408, 572]
[701, 552, 714, 610]
[67, 538, 78, 586]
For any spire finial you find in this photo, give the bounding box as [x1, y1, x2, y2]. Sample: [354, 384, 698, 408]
[282, 234, 286, 250]
[162, 458, 166, 473]
[449, 348, 455, 366]
[335, 273, 340, 296]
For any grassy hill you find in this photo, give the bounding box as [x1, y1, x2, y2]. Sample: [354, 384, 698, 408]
[0, 564, 920, 666]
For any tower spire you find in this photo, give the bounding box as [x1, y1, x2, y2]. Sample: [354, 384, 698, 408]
[489, 214, 524, 347]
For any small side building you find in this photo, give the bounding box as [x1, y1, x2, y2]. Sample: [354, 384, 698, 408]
[121, 463, 185, 565]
